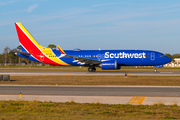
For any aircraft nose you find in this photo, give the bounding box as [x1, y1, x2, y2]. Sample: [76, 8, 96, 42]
[165, 56, 172, 63]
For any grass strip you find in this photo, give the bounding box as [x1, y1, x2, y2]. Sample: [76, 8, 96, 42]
[1, 75, 180, 86]
[0, 100, 179, 120]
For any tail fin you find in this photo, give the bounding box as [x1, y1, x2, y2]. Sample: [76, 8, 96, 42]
[20, 45, 27, 53]
[57, 45, 66, 54]
[15, 22, 42, 53]
[15, 22, 69, 66]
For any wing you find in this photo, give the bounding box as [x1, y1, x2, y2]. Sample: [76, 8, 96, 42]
[66, 55, 101, 65]
[57, 45, 101, 65]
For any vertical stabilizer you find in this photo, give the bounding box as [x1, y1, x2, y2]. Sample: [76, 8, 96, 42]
[15, 22, 41, 53]
[14, 22, 69, 66]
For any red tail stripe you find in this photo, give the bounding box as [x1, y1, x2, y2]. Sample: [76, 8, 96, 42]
[15, 23, 63, 66]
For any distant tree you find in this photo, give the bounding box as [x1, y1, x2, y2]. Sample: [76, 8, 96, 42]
[48, 44, 56, 50]
[17, 45, 21, 51]
[25, 58, 30, 65]
[8, 51, 15, 65]
[0, 54, 3, 64]
[165, 53, 172, 59]
[165, 53, 180, 63]
[172, 54, 180, 58]
[17, 45, 21, 66]
[4, 46, 10, 66]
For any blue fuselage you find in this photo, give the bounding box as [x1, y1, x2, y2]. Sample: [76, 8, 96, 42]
[52, 49, 172, 66]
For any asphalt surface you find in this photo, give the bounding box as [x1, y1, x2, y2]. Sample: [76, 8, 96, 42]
[0, 71, 180, 76]
[1, 85, 180, 97]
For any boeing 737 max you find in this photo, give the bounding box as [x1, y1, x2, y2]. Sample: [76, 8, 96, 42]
[14, 22, 172, 72]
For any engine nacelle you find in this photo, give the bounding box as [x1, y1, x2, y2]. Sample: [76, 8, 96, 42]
[101, 60, 121, 70]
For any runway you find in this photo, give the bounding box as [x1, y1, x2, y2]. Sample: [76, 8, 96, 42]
[1, 85, 180, 105]
[0, 71, 180, 76]
[0, 70, 180, 105]
[1, 85, 180, 97]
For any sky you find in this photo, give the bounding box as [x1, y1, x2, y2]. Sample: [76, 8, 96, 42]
[0, 0, 180, 54]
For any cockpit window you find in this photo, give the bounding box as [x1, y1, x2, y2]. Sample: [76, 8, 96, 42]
[159, 54, 164, 57]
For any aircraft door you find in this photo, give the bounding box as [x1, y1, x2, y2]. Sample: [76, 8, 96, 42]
[151, 52, 155, 61]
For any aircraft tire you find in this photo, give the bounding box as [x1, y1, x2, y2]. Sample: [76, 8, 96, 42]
[88, 67, 93, 72]
[92, 68, 96, 72]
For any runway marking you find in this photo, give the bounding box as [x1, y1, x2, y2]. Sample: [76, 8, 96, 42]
[127, 74, 132, 76]
[128, 96, 145, 105]
[65, 74, 72, 76]
[160, 72, 173, 73]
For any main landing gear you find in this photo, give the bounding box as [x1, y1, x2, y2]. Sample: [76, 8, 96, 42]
[88, 66, 96, 72]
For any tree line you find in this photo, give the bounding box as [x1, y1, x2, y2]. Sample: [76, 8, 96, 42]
[0, 45, 178, 66]
[165, 53, 180, 60]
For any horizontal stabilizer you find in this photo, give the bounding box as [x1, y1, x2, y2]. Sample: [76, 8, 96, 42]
[12, 50, 31, 56]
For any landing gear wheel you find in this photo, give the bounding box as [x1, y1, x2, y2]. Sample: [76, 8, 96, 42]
[92, 67, 96, 72]
[88, 67, 93, 72]
[154, 69, 157, 73]
[88, 67, 96, 72]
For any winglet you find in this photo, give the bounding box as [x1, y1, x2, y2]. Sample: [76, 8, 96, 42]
[57, 45, 66, 54]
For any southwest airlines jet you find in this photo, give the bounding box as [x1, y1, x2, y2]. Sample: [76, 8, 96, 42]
[14, 22, 172, 72]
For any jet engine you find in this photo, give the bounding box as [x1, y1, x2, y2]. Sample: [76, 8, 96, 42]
[100, 60, 121, 70]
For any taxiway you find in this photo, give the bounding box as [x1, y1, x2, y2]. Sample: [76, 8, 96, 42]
[0, 85, 180, 96]
[1, 85, 180, 105]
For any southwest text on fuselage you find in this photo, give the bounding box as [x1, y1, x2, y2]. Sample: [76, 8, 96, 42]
[104, 52, 146, 59]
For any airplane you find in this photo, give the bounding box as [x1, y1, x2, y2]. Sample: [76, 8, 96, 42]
[14, 22, 172, 72]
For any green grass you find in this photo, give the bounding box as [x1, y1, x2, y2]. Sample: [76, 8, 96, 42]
[0, 100, 180, 120]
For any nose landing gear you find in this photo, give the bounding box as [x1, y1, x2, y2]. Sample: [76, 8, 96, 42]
[154, 69, 157, 73]
[88, 66, 96, 72]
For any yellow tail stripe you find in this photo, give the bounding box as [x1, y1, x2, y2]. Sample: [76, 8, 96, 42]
[17, 22, 40, 47]
[57, 45, 66, 54]
[128, 96, 145, 105]
[17, 22, 69, 66]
